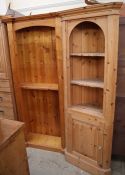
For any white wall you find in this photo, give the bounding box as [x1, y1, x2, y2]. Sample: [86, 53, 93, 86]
[0, 0, 10, 15]
[0, 0, 124, 16]
[11, 0, 85, 15]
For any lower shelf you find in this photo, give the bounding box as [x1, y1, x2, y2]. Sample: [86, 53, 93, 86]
[69, 105, 103, 117]
[26, 133, 62, 152]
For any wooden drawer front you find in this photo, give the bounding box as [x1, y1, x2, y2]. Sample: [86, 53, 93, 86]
[0, 107, 14, 120]
[0, 80, 11, 92]
[0, 92, 13, 107]
[0, 73, 7, 79]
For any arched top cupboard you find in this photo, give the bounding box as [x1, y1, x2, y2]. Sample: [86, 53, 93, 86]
[61, 2, 122, 175]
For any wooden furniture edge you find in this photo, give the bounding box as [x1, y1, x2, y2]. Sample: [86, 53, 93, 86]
[26, 142, 64, 153]
[0, 118, 25, 151]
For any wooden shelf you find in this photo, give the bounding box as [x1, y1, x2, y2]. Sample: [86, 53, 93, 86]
[71, 79, 104, 88]
[70, 53, 105, 57]
[20, 83, 58, 91]
[69, 105, 103, 117]
[27, 133, 62, 152]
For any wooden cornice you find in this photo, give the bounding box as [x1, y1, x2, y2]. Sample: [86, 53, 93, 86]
[1, 2, 123, 23]
[60, 2, 123, 16]
[2, 12, 59, 23]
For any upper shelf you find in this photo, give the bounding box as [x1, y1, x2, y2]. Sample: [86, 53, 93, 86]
[71, 79, 104, 88]
[20, 83, 58, 91]
[70, 53, 105, 57]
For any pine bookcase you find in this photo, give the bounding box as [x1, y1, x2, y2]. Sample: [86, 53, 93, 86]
[4, 15, 64, 152]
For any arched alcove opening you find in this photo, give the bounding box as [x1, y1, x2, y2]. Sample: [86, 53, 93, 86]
[69, 21, 105, 111]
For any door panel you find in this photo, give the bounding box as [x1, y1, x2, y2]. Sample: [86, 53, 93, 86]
[72, 119, 98, 161]
[66, 113, 104, 167]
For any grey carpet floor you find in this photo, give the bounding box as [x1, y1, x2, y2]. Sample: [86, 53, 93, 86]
[27, 148, 125, 175]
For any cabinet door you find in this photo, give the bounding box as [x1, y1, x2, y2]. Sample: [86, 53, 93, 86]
[65, 114, 104, 173]
[0, 23, 9, 79]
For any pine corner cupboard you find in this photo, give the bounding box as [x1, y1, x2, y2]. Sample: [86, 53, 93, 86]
[3, 2, 122, 175]
[61, 2, 122, 175]
[4, 15, 65, 152]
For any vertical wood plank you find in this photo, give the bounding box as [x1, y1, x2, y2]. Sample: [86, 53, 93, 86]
[55, 17, 65, 148]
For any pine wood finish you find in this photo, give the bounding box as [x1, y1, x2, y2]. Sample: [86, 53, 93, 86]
[0, 19, 17, 120]
[62, 3, 122, 175]
[1, 2, 123, 174]
[0, 118, 29, 175]
[4, 16, 64, 151]
[27, 133, 62, 152]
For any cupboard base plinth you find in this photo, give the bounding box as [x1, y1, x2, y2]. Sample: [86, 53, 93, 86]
[65, 150, 111, 175]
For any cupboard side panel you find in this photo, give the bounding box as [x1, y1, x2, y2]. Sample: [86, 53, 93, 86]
[103, 15, 120, 168]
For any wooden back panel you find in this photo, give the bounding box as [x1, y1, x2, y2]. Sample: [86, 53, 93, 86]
[14, 26, 60, 137]
[22, 90, 60, 136]
[16, 26, 57, 84]
[70, 22, 105, 53]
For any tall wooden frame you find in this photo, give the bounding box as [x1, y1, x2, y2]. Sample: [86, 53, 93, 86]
[4, 15, 64, 151]
[62, 3, 122, 175]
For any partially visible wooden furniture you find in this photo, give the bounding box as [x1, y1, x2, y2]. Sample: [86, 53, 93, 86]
[62, 2, 122, 175]
[0, 118, 29, 175]
[0, 18, 17, 120]
[112, 4, 125, 156]
[3, 15, 64, 152]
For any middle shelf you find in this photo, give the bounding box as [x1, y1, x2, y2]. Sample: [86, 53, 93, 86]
[20, 83, 59, 91]
[71, 79, 104, 88]
[70, 52, 105, 57]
